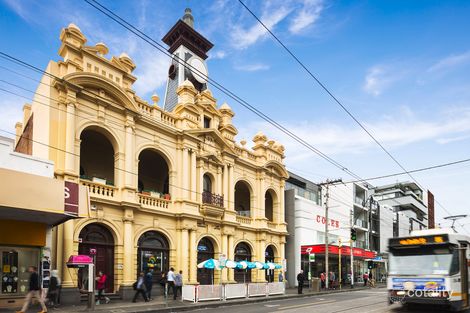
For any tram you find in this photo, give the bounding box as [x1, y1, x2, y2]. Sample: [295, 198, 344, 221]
[388, 229, 470, 311]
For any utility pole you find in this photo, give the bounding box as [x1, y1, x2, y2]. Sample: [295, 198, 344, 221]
[319, 178, 342, 290]
[350, 206, 354, 289]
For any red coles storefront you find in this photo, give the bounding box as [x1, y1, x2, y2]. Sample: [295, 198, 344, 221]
[300, 244, 376, 285]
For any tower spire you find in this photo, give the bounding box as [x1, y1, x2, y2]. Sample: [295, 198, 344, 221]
[182, 8, 194, 28]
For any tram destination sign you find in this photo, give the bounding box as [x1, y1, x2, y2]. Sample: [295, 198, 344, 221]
[389, 234, 449, 247]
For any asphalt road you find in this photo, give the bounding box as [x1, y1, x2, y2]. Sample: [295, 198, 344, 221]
[187, 289, 468, 313]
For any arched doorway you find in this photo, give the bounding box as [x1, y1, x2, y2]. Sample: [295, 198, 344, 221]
[234, 242, 252, 283]
[137, 231, 170, 285]
[78, 223, 115, 293]
[234, 181, 251, 217]
[197, 237, 215, 285]
[80, 128, 115, 185]
[265, 246, 275, 282]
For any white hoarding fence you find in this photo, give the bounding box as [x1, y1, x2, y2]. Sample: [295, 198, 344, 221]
[224, 283, 247, 299]
[182, 285, 196, 302]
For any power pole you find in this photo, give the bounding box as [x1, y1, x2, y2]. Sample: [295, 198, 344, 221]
[319, 178, 342, 290]
[350, 207, 354, 289]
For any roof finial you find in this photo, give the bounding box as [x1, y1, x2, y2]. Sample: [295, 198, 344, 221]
[182, 8, 194, 28]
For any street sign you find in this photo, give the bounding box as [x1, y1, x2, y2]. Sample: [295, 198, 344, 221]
[309, 253, 315, 262]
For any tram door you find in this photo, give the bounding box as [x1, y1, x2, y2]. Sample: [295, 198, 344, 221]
[460, 243, 469, 308]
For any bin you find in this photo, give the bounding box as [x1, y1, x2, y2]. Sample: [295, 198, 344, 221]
[310, 277, 320, 292]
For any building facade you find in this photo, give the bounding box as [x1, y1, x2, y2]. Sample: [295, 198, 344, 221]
[14, 11, 288, 303]
[0, 135, 87, 307]
[285, 172, 376, 287]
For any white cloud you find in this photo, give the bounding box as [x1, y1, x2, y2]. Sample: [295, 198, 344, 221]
[363, 65, 403, 96]
[238, 106, 470, 161]
[210, 50, 227, 60]
[234, 63, 270, 72]
[289, 0, 324, 34]
[231, 4, 292, 50]
[3, 0, 31, 22]
[428, 51, 470, 73]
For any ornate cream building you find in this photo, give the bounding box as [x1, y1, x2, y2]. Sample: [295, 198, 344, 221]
[15, 10, 288, 302]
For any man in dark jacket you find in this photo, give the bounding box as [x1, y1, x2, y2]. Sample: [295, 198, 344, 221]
[297, 270, 305, 294]
[133, 272, 149, 303]
[16, 266, 47, 313]
[145, 270, 153, 300]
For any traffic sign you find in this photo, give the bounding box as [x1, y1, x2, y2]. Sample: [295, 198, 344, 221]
[309, 253, 316, 262]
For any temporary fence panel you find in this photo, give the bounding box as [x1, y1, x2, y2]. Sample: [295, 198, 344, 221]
[224, 283, 247, 299]
[182, 285, 197, 302]
[197, 284, 223, 302]
[267, 282, 285, 295]
[247, 283, 267, 297]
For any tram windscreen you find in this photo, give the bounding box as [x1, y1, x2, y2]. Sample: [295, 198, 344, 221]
[389, 245, 459, 276]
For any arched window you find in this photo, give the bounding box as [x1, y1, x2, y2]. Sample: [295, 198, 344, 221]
[138, 149, 170, 196]
[265, 245, 275, 282]
[234, 242, 252, 283]
[203, 174, 212, 193]
[80, 129, 115, 185]
[265, 190, 274, 221]
[235, 181, 251, 217]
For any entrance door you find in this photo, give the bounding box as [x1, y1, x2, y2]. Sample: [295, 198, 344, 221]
[78, 224, 115, 293]
[197, 238, 214, 285]
[234, 242, 252, 283]
[460, 243, 469, 308]
[137, 231, 169, 285]
[265, 246, 275, 282]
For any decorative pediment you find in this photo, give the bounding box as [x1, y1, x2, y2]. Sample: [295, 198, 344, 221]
[64, 72, 139, 113]
[187, 128, 237, 155]
[264, 160, 289, 179]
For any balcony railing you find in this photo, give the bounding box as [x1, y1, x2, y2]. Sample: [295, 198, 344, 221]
[354, 219, 368, 229]
[355, 240, 367, 249]
[202, 191, 224, 208]
[138, 193, 170, 209]
[236, 215, 252, 225]
[81, 179, 116, 198]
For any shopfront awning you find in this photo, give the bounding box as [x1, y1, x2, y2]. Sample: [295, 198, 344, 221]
[0, 167, 89, 226]
[301, 244, 376, 259]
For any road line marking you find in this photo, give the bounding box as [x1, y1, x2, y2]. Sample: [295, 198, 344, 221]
[277, 300, 336, 310]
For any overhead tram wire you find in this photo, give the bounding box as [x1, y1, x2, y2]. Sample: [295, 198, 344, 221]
[238, 0, 468, 234]
[79, 0, 365, 183]
[1, 70, 470, 202]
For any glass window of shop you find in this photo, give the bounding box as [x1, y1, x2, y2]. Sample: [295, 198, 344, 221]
[0, 247, 40, 296]
[285, 182, 320, 204]
[300, 254, 358, 286]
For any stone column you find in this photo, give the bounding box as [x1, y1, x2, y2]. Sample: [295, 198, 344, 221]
[190, 151, 197, 201]
[120, 209, 135, 300]
[221, 234, 228, 282]
[189, 229, 198, 284]
[256, 240, 267, 282]
[227, 164, 234, 210]
[216, 166, 222, 195]
[181, 229, 189, 283]
[124, 117, 135, 189]
[64, 102, 76, 174]
[182, 148, 189, 199]
[278, 182, 285, 224]
[227, 235, 235, 282]
[223, 164, 228, 208]
[60, 220, 80, 304]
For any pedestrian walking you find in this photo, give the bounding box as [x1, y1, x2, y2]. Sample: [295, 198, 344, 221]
[159, 273, 167, 297]
[368, 271, 375, 288]
[16, 266, 48, 313]
[174, 271, 183, 299]
[167, 268, 177, 300]
[132, 272, 149, 303]
[96, 271, 110, 305]
[145, 270, 153, 300]
[278, 272, 283, 282]
[47, 270, 60, 307]
[296, 270, 305, 294]
[363, 272, 369, 287]
[320, 272, 326, 289]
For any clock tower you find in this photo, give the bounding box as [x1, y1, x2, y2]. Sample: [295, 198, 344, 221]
[162, 8, 214, 112]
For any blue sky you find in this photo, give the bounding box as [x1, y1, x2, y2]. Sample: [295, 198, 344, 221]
[1, 0, 470, 231]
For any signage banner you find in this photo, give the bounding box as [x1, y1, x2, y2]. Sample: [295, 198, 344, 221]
[308, 253, 315, 262]
[64, 181, 79, 216]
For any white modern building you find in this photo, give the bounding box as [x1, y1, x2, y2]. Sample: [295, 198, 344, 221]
[284, 172, 376, 288]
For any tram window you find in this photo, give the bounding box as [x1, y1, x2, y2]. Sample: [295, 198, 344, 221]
[449, 250, 460, 276]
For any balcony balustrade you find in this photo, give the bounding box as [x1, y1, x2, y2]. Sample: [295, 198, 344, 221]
[138, 193, 170, 209]
[236, 215, 252, 225]
[202, 191, 224, 208]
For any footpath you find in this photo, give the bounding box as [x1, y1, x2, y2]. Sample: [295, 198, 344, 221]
[3, 285, 386, 313]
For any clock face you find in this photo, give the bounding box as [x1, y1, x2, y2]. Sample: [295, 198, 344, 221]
[189, 58, 208, 84]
